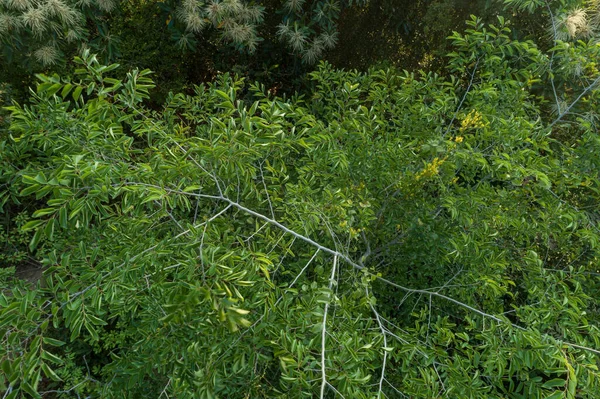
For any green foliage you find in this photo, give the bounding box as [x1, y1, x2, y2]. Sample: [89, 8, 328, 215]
[0, 213, 33, 267]
[1, 16, 600, 399]
[327, 0, 511, 71]
[0, 0, 115, 67]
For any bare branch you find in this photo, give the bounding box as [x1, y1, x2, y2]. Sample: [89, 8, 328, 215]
[367, 287, 388, 399]
[258, 161, 275, 219]
[326, 381, 347, 398]
[320, 255, 338, 399]
[550, 74, 600, 128]
[561, 341, 600, 356]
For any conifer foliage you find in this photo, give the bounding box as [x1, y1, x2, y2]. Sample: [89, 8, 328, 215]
[0, 0, 368, 71]
[0, 0, 115, 66]
[167, 0, 365, 62]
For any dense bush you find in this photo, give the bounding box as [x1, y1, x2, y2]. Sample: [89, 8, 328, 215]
[1, 7, 600, 394]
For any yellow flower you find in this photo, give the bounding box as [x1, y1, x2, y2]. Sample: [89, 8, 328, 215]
[454, 136, 464, 143]
[459, 110, 486, 132]
[415, 157, 446, 180]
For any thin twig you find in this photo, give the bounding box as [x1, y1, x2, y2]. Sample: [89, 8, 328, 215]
[258, 161, 275, 219]
[367, 287, 389, 399]
[320, 255, 338, 399]
[444, 57, 481, 137]
[550, 74, 600, 128]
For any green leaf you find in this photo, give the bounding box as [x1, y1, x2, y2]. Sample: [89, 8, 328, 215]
[40, 362, 62, 381]
[1, 359, 11, 377]
[73, 85, 83, 101]
[85, 321, 100, 341]
[44, 219, 55, 240]
[215, 90, 231, 101]
[61, 83, 73, 98]
[21, 381, 41, 398]
[29, 228, 44, 251]
[70, 318, 83, 341]
[46, 83, 62, 97]
[86, 82, 96, 95]
[21, 220, 45, 231]
[567, 376, 577, 398]
[33, 173, 47, 184]
[104, 77, 121, 85]
[32, 208, 56, 218]
[542, 379, 566, 389]
[41, 350, 63, 365]
[42, 337, 66, 347]
[59, 207, 68, 229]
[86, 313, 108, 326]
[20, 184, 41, 196]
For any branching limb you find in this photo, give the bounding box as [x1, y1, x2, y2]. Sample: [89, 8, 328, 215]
[320, 255, 338, 398]
[433, 362, 446, 396]
[384, 378, 409, 398]
[550, 74, 600, 128]
[326, 381, 347, 398]
[159, 378, 171, 398]
[158, 201, 185, 232]
[366, 287, 388, 399]
[199, 223, 209, 285]
[121, 183, 600, 358]
[244, 222, 269, 242]
[160, 189, 524, 325]
[560, 342, 600, 356]
[258, 161, 275, 219]
[2, 385, 13, 399]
